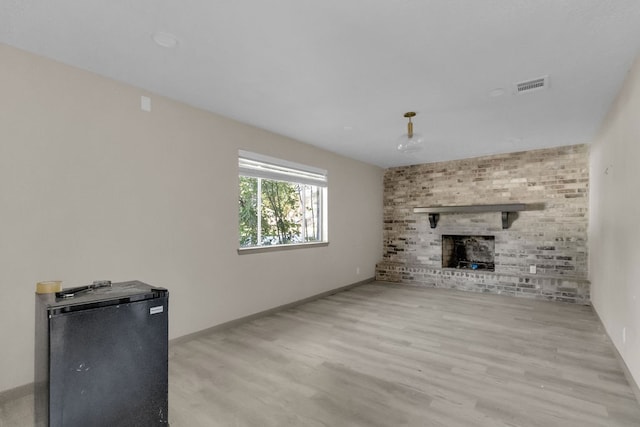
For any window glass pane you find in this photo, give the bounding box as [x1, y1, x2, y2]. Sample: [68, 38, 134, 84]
[238, 151, 327, 248]
[238, 152, 327, 249]
[261, 179, 301, 245]
[297, 184, 321, 242]
[238, 176, 258, 247]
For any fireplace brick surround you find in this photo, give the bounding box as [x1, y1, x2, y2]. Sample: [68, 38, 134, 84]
[376, 144, 590, 304]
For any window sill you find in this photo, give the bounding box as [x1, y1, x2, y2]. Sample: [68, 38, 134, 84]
[237, 241, 329, 255]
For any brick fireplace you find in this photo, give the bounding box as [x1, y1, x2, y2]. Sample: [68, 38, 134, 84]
[376, 144, 590, 304]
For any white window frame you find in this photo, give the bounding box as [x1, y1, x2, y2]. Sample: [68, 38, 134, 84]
[238, 150, 328, 253]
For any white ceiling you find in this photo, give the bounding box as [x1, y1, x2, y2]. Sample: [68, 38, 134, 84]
[2, 0, 640, 168]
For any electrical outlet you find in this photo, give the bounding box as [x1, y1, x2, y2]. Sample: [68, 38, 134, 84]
[356, 267, 360, 275]
[529, 265, 536, 274]
[623, 327, 626, 345]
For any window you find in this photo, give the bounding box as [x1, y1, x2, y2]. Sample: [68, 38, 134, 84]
[238, 150, 327, 249]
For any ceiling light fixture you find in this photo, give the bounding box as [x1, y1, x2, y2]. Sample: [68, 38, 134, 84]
[397, 112, 423, 154]
[152, 32, 178, 49]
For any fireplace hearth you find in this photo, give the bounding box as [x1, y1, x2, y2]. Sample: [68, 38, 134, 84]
[442, 235, 495, 271]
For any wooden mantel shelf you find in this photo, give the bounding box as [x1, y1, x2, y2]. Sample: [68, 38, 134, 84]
[413, 204, 527, 229]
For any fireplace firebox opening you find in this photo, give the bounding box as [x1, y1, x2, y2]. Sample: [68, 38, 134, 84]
[442, 235, 495, 271]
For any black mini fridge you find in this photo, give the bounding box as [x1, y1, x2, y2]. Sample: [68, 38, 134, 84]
[35, 280, 169, 426]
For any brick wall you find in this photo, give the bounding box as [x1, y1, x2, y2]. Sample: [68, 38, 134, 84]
[376, 144, 590, 303]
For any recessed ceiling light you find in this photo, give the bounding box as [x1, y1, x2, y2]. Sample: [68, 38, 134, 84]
[343, 126, 353, 131]
[152, 32, 178, 49]
[489, 88, 505, 97]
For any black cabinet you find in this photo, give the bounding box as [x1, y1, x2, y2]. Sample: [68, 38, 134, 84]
[35, 281, 169, 426]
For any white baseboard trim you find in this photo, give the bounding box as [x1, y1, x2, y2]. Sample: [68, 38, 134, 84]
[0, 382, 33, 404]
[169, 277, 375, 347]
[592, 306, 640, 405]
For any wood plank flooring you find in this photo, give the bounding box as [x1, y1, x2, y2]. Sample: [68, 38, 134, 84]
[2, 281, 640, 426]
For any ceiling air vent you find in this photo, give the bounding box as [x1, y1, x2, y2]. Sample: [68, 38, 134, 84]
[515, 75, 549, 94]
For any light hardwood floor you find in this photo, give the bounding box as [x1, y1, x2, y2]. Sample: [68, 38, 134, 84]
[2, 281, 640, 426]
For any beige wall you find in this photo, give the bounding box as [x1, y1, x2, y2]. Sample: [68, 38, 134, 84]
[589, 55, 640, 388]
[0, 43, 383, 392]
